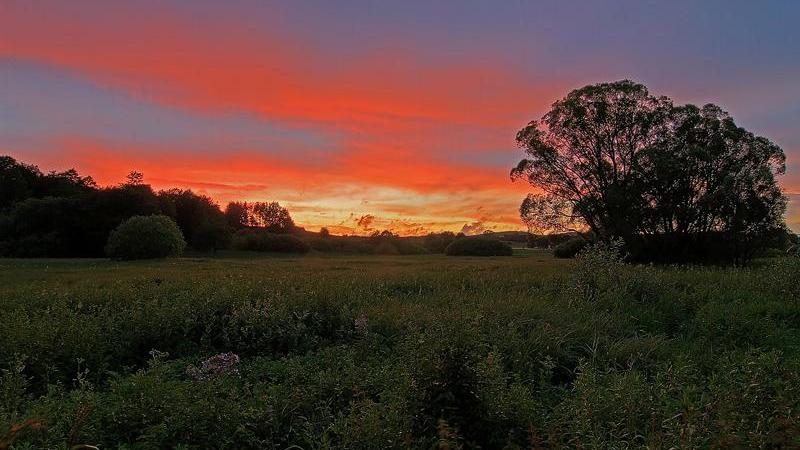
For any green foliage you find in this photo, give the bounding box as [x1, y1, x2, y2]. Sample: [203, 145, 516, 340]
[570, 239, 626, 302]
[105, 215, 186, 260]
[1, 253, 799, 448]
[232, 229, 310, 253]
[444, 237, 513, 256]
[552, 236, 589, 258]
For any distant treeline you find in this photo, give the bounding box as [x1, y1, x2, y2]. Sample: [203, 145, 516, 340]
[0, 156, 513, 258]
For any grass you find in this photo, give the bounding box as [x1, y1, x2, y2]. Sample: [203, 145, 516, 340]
[0, 250, 798, 449]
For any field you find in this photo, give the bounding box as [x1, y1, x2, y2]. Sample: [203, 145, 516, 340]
[1, 251, 799, 449]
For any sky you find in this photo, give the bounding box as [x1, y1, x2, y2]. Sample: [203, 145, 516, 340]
[1, 0, 798, 235]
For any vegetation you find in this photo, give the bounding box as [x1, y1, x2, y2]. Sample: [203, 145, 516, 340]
[231, 229, 310, 254]
[105, 215, 187, 260]
[0, 79, 797, 448]
[552, 237, 589, 258]
[423, 231, 458, 253]
[0, 156, 318, 258]
[1, 250, 798, 448]
[512, 80, 788, 264]
[444, 237, 513, 256]
[225, 201, 295, 233]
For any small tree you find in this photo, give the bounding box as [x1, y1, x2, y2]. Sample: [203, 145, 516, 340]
[106, 215, 186, 260]
[125, 171, 144, 186]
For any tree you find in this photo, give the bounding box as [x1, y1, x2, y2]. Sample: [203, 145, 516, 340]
[511, 80, 786, 263]
[512, 80, 671, 240]
[319, 227, 331, 239]
[125, 171, 144, 186]
[191, 219, 231, 253]
[0, 197, 87, 257]
[643, 105, 785, 241]
[0, 156, 40, 209]
[0, 156, 95, 210]
[225, 202, 250, 229]
[157, 189, 225, 246]
[250, 202, 295, 232]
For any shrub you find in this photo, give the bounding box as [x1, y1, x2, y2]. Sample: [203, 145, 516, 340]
[105, 215, 186, 260]
[232, 230, 310, 254]
[571, 239, 626, 302]
[553, 237, 589, 258]
[444, 238, 513, 256]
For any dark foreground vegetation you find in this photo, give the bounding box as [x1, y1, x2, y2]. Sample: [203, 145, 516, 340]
[1, 248, 799, 449]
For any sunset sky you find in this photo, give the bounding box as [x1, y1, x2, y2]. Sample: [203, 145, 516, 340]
[1, 0, 798, 234]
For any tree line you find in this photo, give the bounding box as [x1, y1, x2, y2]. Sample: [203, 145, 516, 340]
[0, 156, 296, 257]
[0, 156, 493, 258]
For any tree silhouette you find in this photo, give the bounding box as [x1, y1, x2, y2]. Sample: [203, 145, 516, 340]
[512, 80, 787, 262]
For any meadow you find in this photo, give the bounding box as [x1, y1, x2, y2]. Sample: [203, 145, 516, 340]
[1, 250, 799, 449]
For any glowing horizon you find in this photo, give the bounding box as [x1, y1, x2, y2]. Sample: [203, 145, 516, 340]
[2, 1, 798, 234]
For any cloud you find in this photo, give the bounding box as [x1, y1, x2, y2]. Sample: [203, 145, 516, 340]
[787, 193, 800, 233]
[460, 221, 491, 236]
[355, 214, 376, 230]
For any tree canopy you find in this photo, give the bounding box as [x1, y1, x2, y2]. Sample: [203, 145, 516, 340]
[512, 80, 787, 262]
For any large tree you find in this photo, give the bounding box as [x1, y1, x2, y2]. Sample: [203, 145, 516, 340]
[511, 80, 787, 262]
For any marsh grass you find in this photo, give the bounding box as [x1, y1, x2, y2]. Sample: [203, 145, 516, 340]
[0, 252, 798, 448]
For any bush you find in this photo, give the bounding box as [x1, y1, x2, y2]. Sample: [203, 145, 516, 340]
[105, 215, 186, 260]
[571, 239, 626, 302]
[444, 238, 513, 256]
[232, 230, 310, 254]
[553, 237, 589, 258]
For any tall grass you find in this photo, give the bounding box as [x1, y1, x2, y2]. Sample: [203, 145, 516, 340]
[0, 252, 798, 448]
